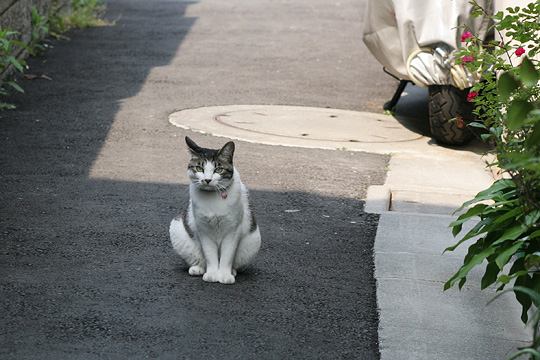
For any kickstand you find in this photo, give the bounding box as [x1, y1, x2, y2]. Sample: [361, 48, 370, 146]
[383, 80, 409, 112]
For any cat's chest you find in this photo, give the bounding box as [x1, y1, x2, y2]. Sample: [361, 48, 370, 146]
[192, 198, 241, 228]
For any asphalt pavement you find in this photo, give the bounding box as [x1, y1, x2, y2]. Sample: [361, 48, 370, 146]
[0, 0, 394, 358]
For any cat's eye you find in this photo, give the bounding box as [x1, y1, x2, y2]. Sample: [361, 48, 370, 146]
[194, 166, 203, 172]
[215, 167, 224, 173]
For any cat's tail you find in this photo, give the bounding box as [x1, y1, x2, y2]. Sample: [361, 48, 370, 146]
[169, 214, 205, 268]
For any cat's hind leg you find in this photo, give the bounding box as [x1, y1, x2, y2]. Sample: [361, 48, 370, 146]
[233, 227, 261, 272]
[170, 214, 205, 276]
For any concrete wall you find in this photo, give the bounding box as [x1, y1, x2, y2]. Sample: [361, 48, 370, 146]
[0, 0, 70, 44]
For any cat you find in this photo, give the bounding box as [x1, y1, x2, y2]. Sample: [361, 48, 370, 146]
[169, 136, 261, 284]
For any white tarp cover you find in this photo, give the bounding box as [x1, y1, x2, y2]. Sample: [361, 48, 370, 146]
[363, 0, 492, 88]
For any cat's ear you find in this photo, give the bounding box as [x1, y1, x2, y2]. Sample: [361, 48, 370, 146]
[218, 141, 235, 162]
[185, 136, 202, 155]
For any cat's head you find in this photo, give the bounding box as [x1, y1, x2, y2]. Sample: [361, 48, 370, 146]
[185, 136, 235, 192]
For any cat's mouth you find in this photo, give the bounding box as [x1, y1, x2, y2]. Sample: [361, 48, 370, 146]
[197, 183, 228, 199]
[197, 184, 216, 191]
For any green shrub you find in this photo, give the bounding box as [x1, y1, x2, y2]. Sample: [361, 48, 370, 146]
[28, 7, 49, 56]
[444, 1, 540, 358]
[0, 29, 26, 110]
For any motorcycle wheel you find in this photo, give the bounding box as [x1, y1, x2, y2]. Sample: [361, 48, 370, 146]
[428, 85, 474, 145]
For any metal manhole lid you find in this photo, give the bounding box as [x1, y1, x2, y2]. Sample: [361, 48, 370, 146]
[170, 105, 422, 144]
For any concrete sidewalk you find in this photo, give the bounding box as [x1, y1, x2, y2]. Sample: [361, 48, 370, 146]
[170, 101, 532, 359]
[365, 150, 531, 359]
[373, 212, 529, 360]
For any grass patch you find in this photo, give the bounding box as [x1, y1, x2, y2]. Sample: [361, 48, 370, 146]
[49, 0, 108, 37]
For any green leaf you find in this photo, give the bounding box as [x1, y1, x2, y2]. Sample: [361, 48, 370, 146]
[527, 122, 540, 148]
[531, 273, 540, 293]
[497, 72, 519, 100]
[515, 275, 533, 323]
[0, 102, 16, 110]
[444, 217, 492, 253]
[463, 241, 482, 265]
[452, 223, 463, 237]
[510, 270, 529, 280]
[7, 56, 24, 73]
[507, 348, 540, 360]
[7, 81, 23, 93]
[467, 121, 487, 129]
[520, 57, 540, 87]
[495, 241, 524, 269]
[509, 257, 526, 275]
[498, 274, 511, 284]
[450, 204, 488, 230]
[491, 224, 527, 246]
[444, 246, 496, 290]
[480, 133, 492, 142]
[492, 206, 523, 225]
[507, 100, 534, 130]
[525, 253, 540, 269]
[489, 286, 540, 308]
[524, 210, 540, 227]
[481, 261, 500, 289]
[529, 109, 540, 120]
[458, 276, 467, 290]
[455, 179, 514, 212]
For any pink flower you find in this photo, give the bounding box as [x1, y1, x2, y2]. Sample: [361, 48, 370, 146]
[467, 91, 478, 102]
[461, 31, 473, 42]
[462, 55, 475, 63]
[515, 47, 526, 57]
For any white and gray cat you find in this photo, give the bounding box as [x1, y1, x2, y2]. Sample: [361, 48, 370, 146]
[169, 137, 261, 284]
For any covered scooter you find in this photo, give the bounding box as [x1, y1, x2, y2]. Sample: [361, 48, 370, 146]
[363, 0, 492, 145]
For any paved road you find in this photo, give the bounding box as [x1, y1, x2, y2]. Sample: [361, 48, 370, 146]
[1, 0, 392, 358]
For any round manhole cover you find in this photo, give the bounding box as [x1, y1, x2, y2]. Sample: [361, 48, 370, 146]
[169, 105, 422, 144]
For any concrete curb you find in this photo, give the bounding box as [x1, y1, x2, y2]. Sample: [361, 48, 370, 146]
[364, 185, 391, 213]
[362, 136, 529, 359]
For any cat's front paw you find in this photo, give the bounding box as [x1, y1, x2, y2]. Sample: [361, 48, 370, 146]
[202, 271, 220, 283]
[217, 272, 235, 285]
[188, 265, 205, 276]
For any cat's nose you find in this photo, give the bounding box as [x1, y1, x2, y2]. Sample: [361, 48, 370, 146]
[203, 179, 211, 184]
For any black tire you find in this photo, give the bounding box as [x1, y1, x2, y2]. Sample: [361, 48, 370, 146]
[428, 85, 474, 145]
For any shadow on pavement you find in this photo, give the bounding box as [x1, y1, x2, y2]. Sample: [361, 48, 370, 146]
[1, 178, 380, 359]
[392, 83, 431, 137]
